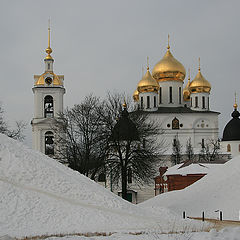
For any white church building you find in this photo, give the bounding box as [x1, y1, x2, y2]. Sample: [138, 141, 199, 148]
[31, 26, 65, 157]
[133, 40, 219, 158]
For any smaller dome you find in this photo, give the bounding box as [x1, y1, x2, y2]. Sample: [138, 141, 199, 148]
[133, 89, 139, 102]
[137, 68, 159, 93]
[35, 72, 62, 86]
[183, 76, 191, 101]
[222, 105, 240, 141]
[189, 69, 211, 93]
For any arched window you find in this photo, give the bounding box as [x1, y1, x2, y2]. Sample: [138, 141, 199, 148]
[172, 117, 179, 129]
[154, 96, 156, 107]
[179, 87, 181, 104]
[45, 131, 54, 156]
[98, 173, 106, 182]
[140, 97, 143, 109]
[44, 95, 54, 118]
[169, 87, 173, 103]
[227, 144, 231, 152]
[159, 87, 162, 104]
[202, 96, 205, 109]
[195, 96, 198, 108]
[147, 96, 150, 108]
[128, 168, 132, 184]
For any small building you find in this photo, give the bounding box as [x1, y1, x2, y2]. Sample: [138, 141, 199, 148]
[221, 101, 240, 158]
[155, 162, 223, 195]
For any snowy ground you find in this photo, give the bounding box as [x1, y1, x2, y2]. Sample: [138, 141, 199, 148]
[1, 133, 240, 240]
[0, 134, 206, 238]
[140, 155, 240, 221]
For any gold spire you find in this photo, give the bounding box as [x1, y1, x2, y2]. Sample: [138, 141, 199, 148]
[183, 68, 191, 101]
[234, 92, 238, 110]
[198, 57, 201, 72]
[147, 56, 149, 70]
[123, 98, 127, 108]
[167, 34, 170, 50]
[45, 19, 53, 60]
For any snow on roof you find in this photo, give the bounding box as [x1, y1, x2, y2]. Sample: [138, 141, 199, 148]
[140, 156, 240, 220]
[0, 133, 204, 238]
[165, 163, 222, 176]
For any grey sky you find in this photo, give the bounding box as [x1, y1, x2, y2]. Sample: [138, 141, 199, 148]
[0, 0, 239, 146]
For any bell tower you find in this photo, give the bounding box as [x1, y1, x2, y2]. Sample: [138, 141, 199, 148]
[31, 24, 65, 157]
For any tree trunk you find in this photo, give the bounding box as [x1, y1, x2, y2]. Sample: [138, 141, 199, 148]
[121, 164, 128, 200]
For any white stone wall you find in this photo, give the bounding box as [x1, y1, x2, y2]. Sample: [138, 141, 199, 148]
[190, 92, 210, 111]
[158, 81, 184, 107]
[221, 140, 240, 158]
[139, 91, 158, 112]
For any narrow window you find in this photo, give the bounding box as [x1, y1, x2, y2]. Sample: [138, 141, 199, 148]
[44, 95, 54, 118]
[45, 131, 54, 156]
[169, 87, 173, 103]
[201, 139, 205, 148]
[159, 87, 162, 104]
[195, 96, 198, 108]
[227, 144, 231, 152]
[154, 96, 156, 107]
[179, 87, 181, 104]
[140, 97, 143, 109]
[208, 97, 210, 110]
[48, 63, 50, 70]
[128, 168, 132, 184]
[239, 144, 240, 152]
[191, 97, 192, 107]
[147, 96, 150, 108]
[202, 96, 205, 109]
[143, 138, 146, 148]
[98, 173, 106, 182]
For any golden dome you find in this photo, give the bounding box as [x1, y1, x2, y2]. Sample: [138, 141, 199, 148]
[137, 67, 159, 93]
[133, 89, 139, 102]
[152, 43, 186, 82]
[35, 72, 62, 86]
[189, 60, 211, 93]
[183, 71, 191, 101]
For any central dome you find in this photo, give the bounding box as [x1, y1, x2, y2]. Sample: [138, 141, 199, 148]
[152, 47, 186, 82]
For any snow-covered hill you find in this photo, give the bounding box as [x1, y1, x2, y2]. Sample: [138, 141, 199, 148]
[140, 156, 240, 221]
[0, 134, 199, 238]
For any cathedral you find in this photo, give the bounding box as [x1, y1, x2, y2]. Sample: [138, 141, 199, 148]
[31, 28, 240, 203]
[132, 37, 219, 158]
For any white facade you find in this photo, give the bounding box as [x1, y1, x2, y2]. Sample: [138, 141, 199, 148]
[31, 52, 65, 156]
[221, 141, 240, 158]
[158, 81, 184, 107]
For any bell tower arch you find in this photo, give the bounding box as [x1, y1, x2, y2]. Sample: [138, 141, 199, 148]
[31, 24, 65, 157]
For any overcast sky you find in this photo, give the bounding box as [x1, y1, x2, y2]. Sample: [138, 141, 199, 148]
[0, 0, 240, 147]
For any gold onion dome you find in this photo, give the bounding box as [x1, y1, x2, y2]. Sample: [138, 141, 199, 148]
[183, 69, 191, 101]
[133, 89, 139, 102]
[137, 66, 159, 93]
[189, 59, 211, 93]
[152, 36, 186, 82]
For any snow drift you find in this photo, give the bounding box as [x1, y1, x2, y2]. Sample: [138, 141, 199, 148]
[140, 156, 240, 220]
[0, 134, 195, 238]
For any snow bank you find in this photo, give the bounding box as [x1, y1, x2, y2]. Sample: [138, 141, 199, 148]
[140, 156, 240, 220]
[0, 134, 199, 238]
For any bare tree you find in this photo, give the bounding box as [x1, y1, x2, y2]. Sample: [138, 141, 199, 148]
[171, 134, 182, 165]
[54, 95, 107, 179]
[185, 137, 194, 161]
[0, 104, 26, 141]
[100, 93, 163, 200]
[199, 139, 221, 162]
